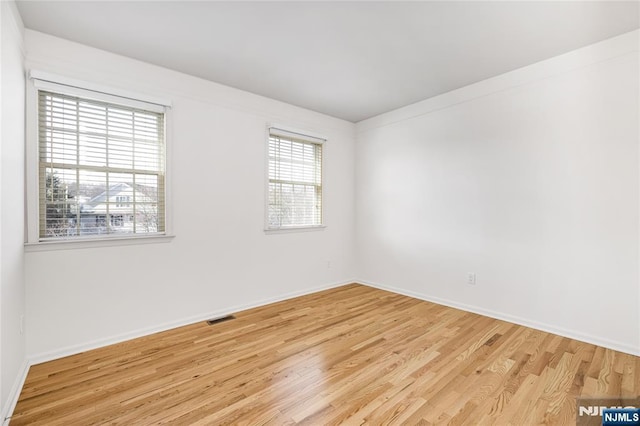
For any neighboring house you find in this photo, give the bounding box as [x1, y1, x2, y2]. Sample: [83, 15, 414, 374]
[74, 182, 159, 235]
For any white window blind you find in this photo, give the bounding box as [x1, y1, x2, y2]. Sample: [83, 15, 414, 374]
[38, 90, 166, 240]
[268, 129, 323, 229]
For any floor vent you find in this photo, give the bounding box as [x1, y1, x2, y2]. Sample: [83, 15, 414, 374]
[206, 315, 236, 326]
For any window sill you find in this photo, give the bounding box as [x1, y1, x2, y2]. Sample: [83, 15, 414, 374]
[24, 234, 175, 252]
[264, 225, 326, 234]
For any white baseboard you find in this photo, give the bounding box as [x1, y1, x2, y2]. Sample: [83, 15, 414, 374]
[2, 359, 30, 426]
[28, 279, 356, 365]
[358, 279, 640, 357]
[19, 277, 636, 424]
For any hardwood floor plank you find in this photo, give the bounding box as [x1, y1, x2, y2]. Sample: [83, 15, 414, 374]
[10, 284, 639, 425]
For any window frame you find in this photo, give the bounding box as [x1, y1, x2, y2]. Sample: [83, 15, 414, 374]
[264, 124, 326, 233]
[25, 71, 174, 251]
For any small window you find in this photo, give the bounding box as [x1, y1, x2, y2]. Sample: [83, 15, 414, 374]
[267, 127, 324, 229]
[36, 88, 166, 240]
[116, 196, 131, 207]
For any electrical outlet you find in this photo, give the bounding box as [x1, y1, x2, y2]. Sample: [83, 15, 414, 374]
[19, 314, 24, 335]
[467, 273, 476, 286]
[326, 260, 331, 269]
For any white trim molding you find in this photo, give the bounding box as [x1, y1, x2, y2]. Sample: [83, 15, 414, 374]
[264, 123, 326, 232]
[29, 70, 172, 109]
[1, 360, 29, 426]
[268, 123, 326, 144]
[25, 72, 174, 247]
[358, 280, 640, 357]
[28, 279, 356, 365]
[25, 234, 175, 252]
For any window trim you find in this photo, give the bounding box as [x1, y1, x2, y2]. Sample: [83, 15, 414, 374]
[25, 71, 174, 248]
[264, 124, 326, 232]
[24, 234, 175, 252]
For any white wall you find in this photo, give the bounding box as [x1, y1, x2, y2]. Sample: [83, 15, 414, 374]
[24, 30, 356, 361]
[18, 17, 640, 368]
[0, 0, 27, 419]
[356, 30, 640, 355]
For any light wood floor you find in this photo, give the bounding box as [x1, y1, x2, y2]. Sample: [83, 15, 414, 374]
[11, 284, 640, 425]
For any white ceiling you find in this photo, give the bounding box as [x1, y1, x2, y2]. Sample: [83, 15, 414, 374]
[15, 1, 640, 122]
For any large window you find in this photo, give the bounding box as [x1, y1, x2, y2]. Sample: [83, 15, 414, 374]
[267, 127, 324, 229]
[36, 87, 166, 241]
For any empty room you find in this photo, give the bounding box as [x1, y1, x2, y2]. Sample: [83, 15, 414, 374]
[1, 1, 639, 424]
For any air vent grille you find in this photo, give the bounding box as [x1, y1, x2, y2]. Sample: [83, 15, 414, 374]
[206, 315, 236, 325]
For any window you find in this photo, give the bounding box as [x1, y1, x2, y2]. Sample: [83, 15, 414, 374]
[35, 86, 167, 241]
[116, 196, 131, 207]
[267, 127, 324, 229]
